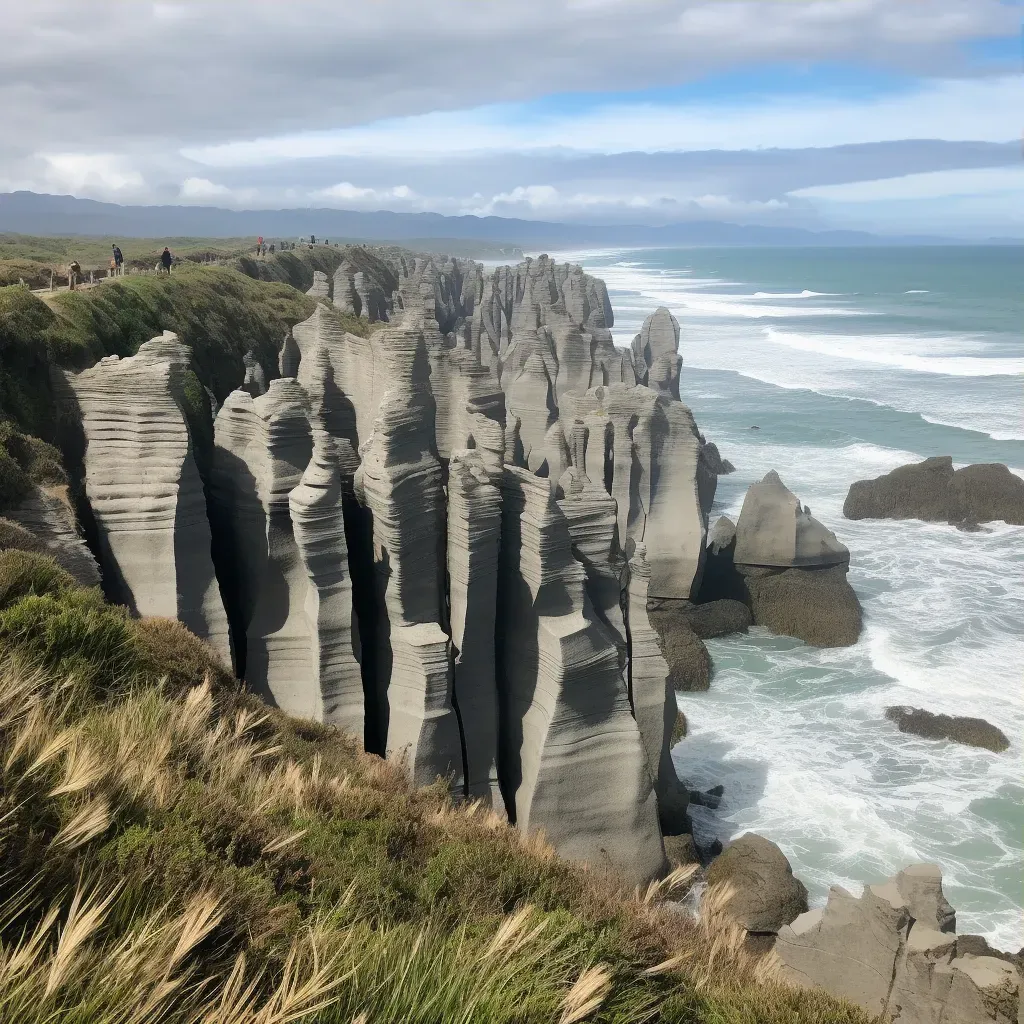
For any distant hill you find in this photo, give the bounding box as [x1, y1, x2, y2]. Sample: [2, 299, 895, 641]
[0, 190, 983, 249]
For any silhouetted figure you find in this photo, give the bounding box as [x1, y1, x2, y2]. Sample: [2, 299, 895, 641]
[111, 244, 123, 275]
[68, 260, 82, 290]
[161, 247, 173, 273]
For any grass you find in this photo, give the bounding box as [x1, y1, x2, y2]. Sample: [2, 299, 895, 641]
[0, 263, 369, 508]
[0, 560, 874, 1023]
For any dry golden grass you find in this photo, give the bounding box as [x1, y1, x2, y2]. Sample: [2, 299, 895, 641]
[0, 637, 873, 1023]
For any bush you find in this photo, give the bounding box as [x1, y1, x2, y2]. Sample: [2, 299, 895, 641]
[134, 616, 236, 695]
[0, 517, 47, 554]
[0, 589, 139, 688]
[0, 550, 76, 609]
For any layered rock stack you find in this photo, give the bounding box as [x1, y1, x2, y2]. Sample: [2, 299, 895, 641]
[61, 332, 231, 662]
[57, 256, 763, 884]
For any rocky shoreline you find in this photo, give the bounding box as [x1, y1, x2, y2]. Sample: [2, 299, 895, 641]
[6, 248, 1020, 1019]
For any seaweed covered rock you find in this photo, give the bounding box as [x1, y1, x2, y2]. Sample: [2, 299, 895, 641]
[705, 833, 809, 934]
[646, 598, 712, 691]
[681, 599, 752, 640]
[885, 706, 1010, 753]
[844, 456, 1024, 526]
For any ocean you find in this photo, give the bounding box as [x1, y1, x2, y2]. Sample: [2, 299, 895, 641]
[564, 245, 1024, 950]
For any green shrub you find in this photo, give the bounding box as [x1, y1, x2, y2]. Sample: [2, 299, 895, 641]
[0, 517, 47, 554]
[0, 589, 138, 687]
[0, 550, 76, 609]
[134, 615, 235, 695]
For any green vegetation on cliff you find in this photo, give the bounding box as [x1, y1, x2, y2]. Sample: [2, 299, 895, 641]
[0, 263, 370, 511]
[0, 548, 870, 1023]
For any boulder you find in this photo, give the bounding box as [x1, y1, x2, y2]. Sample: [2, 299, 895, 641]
[844, 456, 1024, 526]
[702, 478, 862, 647]
[741, 564, 863, 648]
[885, 706, 1010, 753]
[705, 833, 809, 934]
[664, 833, 700, 868]
[734, 470, 849, 568]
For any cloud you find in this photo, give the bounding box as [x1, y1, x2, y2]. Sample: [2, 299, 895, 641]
[0, 0, 1015, 154]
[791, 165, 1024, 202]
[311, 182, 417, 204]
[42, 153, 144, 193]
[185, 74, 1021, 167]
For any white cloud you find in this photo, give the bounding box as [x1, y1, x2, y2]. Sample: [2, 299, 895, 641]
[184, 74, 1022, 168]
[42, 153, 144, 193]
[310, 181, 419, 205]
[179, 176, 232, 199]
[791, 165, 1024, 202]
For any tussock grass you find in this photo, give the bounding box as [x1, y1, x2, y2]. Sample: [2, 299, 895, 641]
[0, 575, 875, 1022]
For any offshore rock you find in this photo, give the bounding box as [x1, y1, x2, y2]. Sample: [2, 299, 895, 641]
[734, 471, 849, 568]
[497, 467, 667, 885]
[845, 456, 1024, 526]
[885, 706, 1010, 753]
[62, 332, 230, 661]
[646, 599, 712, 691]
[703, 474, 862, 647]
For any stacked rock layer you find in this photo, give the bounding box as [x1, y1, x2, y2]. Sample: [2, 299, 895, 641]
[61, 257, 791, 885]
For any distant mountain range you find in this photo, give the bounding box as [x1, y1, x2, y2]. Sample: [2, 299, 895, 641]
[0, 190, 1010, 249]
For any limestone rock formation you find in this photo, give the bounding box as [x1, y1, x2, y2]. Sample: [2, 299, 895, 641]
[885, 706, 1010, 753]
[704, 833, 809, 934]
[306, 270, 331, 300]
[777, 864, 1022, 1024]
[447, 448, 502, 804]
[4, 487, 100, 588]
[845, 456, 1024, 526]
[700, 474, 862, 647]
[59, 250, 799, 889]
[631, 307, 682, 400]
[734, 471, 849, 568]
[353, 324, 462, 790]
[62, 332, 230, 661]
[497, 467, 667, 884]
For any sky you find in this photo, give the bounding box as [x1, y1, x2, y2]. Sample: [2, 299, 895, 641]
[1, 0, 1022, 238]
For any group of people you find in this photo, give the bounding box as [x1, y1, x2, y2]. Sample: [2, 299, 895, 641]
[253, 235, 337, 256]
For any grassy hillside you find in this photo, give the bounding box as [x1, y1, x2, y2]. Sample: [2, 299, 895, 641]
[0, 262, 368, 513]
[0, 547, 871, 1023]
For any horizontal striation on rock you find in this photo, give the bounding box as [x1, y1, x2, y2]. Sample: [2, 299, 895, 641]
[63, 331, 231, 661]
[497, 466, 666, 885]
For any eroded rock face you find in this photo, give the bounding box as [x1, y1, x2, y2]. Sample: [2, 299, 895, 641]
[64, 254, 769, 888]
[701, 474, 862, 648]
[63, 332, 230, 661]
[5, 487, 100, 588]
[844, 456, 1024, 526]
[497, 467, 667, 884]
[776, 864, 1022, 1024]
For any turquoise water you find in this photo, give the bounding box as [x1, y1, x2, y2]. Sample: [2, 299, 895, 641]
[568, 246, 1024, 949]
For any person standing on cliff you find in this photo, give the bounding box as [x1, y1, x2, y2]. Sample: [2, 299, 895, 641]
[257, 235, 264, 256]
[160, 247, 173, 274]
[111, 243, 123, 275]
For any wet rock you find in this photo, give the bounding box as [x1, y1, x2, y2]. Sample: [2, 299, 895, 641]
[844, 456, 1024, 526]
[885, 706, 1010, 753]
[647, 598, 712, 691]
[682, 598, 752, 639]
[664, 832, 700, 867]
[705, 833, 809, 934]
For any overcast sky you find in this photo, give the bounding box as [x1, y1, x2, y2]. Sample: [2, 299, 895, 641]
[2, 0, 1021, 236]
